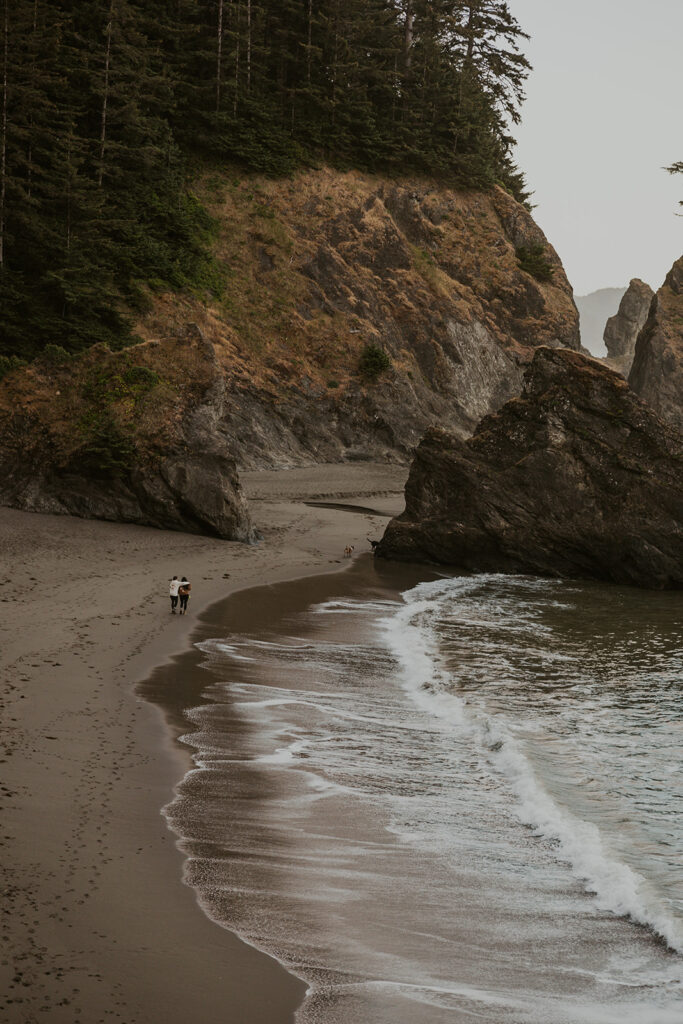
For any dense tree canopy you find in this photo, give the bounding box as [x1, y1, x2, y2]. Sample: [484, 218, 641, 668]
[1, 0, 531, 359]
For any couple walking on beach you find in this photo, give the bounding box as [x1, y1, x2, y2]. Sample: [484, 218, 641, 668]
[169, 576, 192, 615]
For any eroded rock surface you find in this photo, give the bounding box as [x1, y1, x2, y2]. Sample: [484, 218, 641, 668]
[139, 169, 580, 468]
[0, 328, 252, 539]
[603, 278, 654, 375]
[378, 348, 683, 588]
[0, 170, 582, 533]
[629, 256, 683, 435]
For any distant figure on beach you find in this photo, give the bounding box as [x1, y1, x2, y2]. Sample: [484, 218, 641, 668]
[344, 545, 354, 558]
[178, 577, 192, 615]
[169, 575, 180, 613]
[367, 538, 379, 550]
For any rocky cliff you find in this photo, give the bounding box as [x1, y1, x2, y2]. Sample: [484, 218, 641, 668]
[138, 168, 579, 468]
[377, 348, 683, 588]
[0, 168, 580, 533]
[629, 256, 683, 435]
[603, 278, 654, 376]
[0, 329, 252, 539]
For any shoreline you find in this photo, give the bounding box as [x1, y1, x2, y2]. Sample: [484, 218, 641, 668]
[0, 463, 407, 1023]
[136, 553, 440, 1012]
[149, 560, 683, 1024]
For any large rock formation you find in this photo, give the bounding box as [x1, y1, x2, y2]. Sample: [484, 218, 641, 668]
[138, 169, 580, 468]
[603, 278, 654, 375]
[629, 256, 683, 435]
[0, 328, 252, 539]
[377, 348, 683, 588]
[0, 169, 582, 534]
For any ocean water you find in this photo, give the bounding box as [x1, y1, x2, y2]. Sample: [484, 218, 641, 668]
[161, 560, 683, 1023]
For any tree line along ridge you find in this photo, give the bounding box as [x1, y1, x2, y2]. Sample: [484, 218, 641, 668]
[0, 0, 531, 362]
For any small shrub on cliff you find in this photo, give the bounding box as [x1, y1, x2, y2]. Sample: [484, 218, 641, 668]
[39, 344, 72, 366]
[122, 365, 160, 391]
[358, 344, 391, 382]
[0, 354, 27, 381]
[83, 362, 161, 404]
[516, 245, 555, 282]
[412, 246, 447, 296]
[78, 412, 136, 477]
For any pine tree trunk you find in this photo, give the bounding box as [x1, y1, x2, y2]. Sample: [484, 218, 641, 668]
[98, 0, 115, 188]
[465, 3, 476, 62]
[0, 0, 8, 267]
[404, 2, 414, 70]
[307, 0, 312, 83]
[246, 0, 251, 94]
[27, 0, 38, 200]
[233, 0, 241, 115]
[331, 0, 339, 124]
[65, 128, 72, 263]
[454, 3, 477, 156]
[216, 0, 224, 112]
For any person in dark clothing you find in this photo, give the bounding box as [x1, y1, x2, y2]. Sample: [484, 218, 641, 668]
[178, 577, 192, 615]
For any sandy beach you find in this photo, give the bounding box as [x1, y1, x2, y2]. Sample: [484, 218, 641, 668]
[0, 463, 407, 1024]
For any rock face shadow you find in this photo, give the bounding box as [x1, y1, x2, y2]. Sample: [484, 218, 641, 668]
[378, 347, 683, 589]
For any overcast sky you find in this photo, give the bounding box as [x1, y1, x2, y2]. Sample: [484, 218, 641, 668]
[510, 0, 682, 295]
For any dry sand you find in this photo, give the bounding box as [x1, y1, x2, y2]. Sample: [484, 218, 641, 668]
[0, 463, 407, 1024]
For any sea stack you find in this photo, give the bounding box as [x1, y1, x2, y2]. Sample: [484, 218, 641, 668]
[377, 347, 683, 588]
[629, 255, 683, 435]
[603, 278, 654, 375]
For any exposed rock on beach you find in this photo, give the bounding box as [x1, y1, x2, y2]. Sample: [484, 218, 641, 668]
[0, 327, 252, 539]
[377, 347, 683, 588]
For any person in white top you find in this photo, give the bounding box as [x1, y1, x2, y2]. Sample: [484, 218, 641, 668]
[169, 576, 180, 613]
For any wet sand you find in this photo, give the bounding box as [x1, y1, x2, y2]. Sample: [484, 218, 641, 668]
[0, 463, 406, 1024]
[136, 555, 438, 1022]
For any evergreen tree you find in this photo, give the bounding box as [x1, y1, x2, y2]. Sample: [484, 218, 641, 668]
[1, 0, 216, 358]
[1, 0, 536, 361]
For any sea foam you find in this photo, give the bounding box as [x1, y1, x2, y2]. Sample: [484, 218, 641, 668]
[380, 576, 683, 953]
